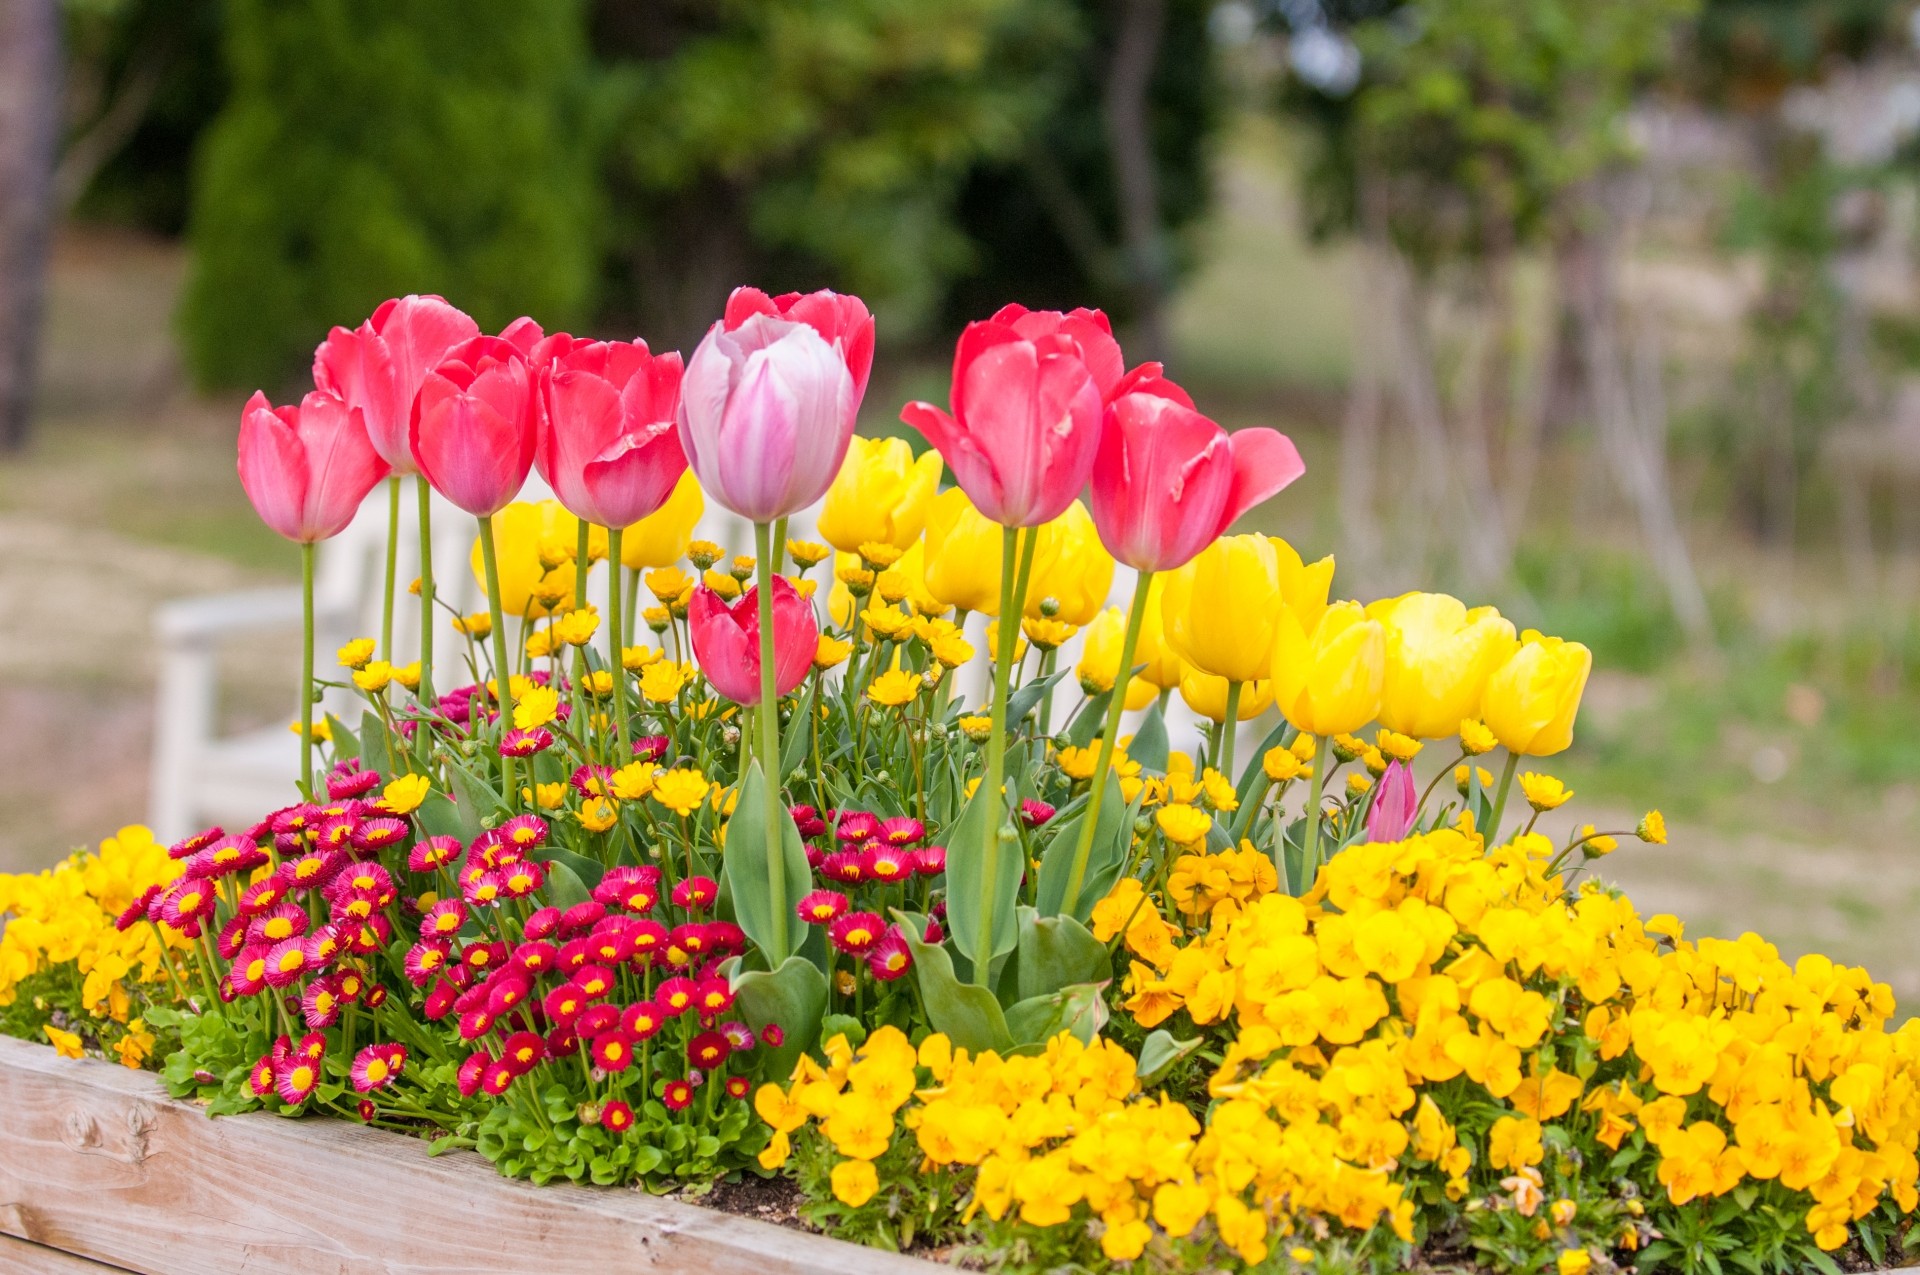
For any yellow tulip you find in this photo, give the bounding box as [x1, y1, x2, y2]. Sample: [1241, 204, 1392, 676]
[1160, 535, 1283, 684]
[1076, 607, 1158, 709]
[473, 501, 579, 619]
[922, 487, 1005, 615]
[1269, 600, 1385, 736]
[1367, 592, 1519, 740]
[1177, 664, 1274, 722]
[816, 436, 944, 554]
[1023, 500, 1114, 625]
[1130, 576, 1182, 690]
[1480, 631, 1591, 757]
[621, 469, 705, 570]
[1272, 537, 1335, 637]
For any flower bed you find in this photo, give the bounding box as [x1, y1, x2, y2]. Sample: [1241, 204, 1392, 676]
[3, 286, 1919, 1274]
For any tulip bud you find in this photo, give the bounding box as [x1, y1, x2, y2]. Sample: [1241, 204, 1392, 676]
[817, 435, 944, 554]
[1162, 535, 1284, 685]
[1269, 601, 1386, 738]
[1480, 631, 1592, 757]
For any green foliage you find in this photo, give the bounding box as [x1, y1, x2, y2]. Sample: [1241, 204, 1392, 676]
[789, 1119, 973, 1251]
[181, 0, 601, 389]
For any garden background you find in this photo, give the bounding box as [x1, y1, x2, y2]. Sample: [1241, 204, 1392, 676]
[3, 0, 1919, 1007]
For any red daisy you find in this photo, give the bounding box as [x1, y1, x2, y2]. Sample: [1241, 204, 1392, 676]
[625, 919, 669, 964]
[560, 901, 608, 933]
[720, 1021, 756, 1052]
[543, 984, 586, 1027]
[546, 1026, 579, 1058]
[863, 844, 913, 883]
[481, 1057, 517, 1095]
[403, 940, 452, 987]
[457, 1051, 491, 1097]
[866, 930, 913, 981]
[301, 977, 343, 1028]
[572, 965, 615, 1001]
[687, 1031, 730, 1069]
[655, 977, 697, 1016]
[485, 975, 533, 1016]
[462, 869, 504, 907]
[586, 928, 634, 966]
[424, 978, 460, 1020]
[419, 899, 467, 939]
[621, 1000, 665, 1039]
[1020, 799, 1056, 828]
[236, 872, 292, 916]
[522, 906, 562, 940]
[498, 813, 549, 850]
[575, 1004, 621, 1037]
[350, 1043, 407, 1092]
[263, 938, 309, 988]
[632, 734, 670, 763]
[602, 1099, 636, 1133]
[457, 1008, 496, 1040]
[512, 940, 557, 975]
[408, 835, 462, 872]
[914, 845, 947, 876]
[795, 889, 849, 925]
[761, 1024, 784, 1048]
[725, 1076, 751, 1099]
[670, 923, 711, 958]
[248, 1053, 276, 1096]
[363, 983, 388, 1009]
[693, 977, 734, 1016]
[275, 1057, 320, 1106]
[835, 811, 880, 842]
[670, 876, 719, 912]
[820, 850, 866, 885]
[498, 1031, 545, 1076]
[246, 903, 309, 947]
[160, 879, 217, 927]
[662, 1080, 693, 1111]
[168, 826, 226, 860]
[498, 728, 554, 757]
[590, 1029, 637, 1072]
[878, 816, 924, 846]
[327, 764, 382, 799]
[351, 817, 409, 853]
[500, 861, 545, 899]
[828, 911, 885, 955]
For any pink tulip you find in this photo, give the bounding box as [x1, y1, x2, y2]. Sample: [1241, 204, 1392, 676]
[313, 295, 479, 475]
[687, 576, 819, 706]
[410, 335, 537, 517]
[237, 390, 391, 543]
[723, 287, 875, 401]
[899, 304, 1112, 528]
[1366, 760, 1417, 843]
[678, 294, 865, 523]
[536, 338, 688, 529]
[1088, 366, 1305, 572]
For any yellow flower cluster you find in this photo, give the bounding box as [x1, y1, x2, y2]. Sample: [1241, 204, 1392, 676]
[1091, 822, 1920, 1254]
[0, 826, 190, 1057]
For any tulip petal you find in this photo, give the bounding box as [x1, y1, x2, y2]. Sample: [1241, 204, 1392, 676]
[237, 392, 311, 543]
[1221, 428, 1305, 534]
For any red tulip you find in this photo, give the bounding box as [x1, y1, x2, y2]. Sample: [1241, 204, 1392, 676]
[237, 390, 391, 543]
[687, 576, 818, 706]
[1088, 366, 1304, 572]
[536, 338, 688, 529]
[313, 296, 479, 475]
[723, 287, 875, 402]
[899, 304, 1113, 528]
[410, 336, 537, 517]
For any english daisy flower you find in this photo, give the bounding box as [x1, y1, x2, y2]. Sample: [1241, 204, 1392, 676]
[350, 1043, 407, 1093]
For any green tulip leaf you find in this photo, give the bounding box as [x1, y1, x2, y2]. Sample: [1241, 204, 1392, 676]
[1127, 704, 1169, 772]
[778, 701, 813, 783]
[1065, 688, 1111, 749]
[721, 760, 814, 966]
[326, 714, 360, 760]
[545, 847, 605, 893]
[940, 780, 1020, 965]
[1014, 906, 1112, 1001]
[730, 955, 827, 1082]
[1005, 669, 1071, 728]
[1034, 771, 1135, 923]
[447, 758, 508, 824]
[894, 908, 1014, 1054]
[359, 710, 392, 780]
[415, 792, 469, 844]
[1136, 1029, 1203, 1085]
[1003, 980, 1109, 1051]
[545, 860, 591, 910]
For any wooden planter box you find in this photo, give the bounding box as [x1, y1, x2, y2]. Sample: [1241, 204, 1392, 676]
[0, 1036, 929, 1275]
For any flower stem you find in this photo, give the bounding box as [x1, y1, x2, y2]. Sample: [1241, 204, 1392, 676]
[380, 476, 400, 661]
[1059, 571, 1152, 919]
[1300, 732, 1329, 888]
[477, 514, 516, 806]
[771, 517, 788, 573]
[609, 527, 633, 763]
[1488, 751, 1520, 846]
[300, 541, 316, 797]
[976, 526, 1022, 985]
[754, 521, 789, 960]
[417, 475, 436, 703]
[1221, 681, 1243, 782]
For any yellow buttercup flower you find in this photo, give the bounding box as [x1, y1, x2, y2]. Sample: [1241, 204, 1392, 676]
[984, 624, 1027, 667]
[1459, 718, 1497, 755]
[289, 717, 332, 742]
[646, 566, 693, 604]
[578, 797, 618, 833]
[786, 539, 832, 570]
[639, 661, 688, 703]
[452, 612, 492, 638]
[552, 609, 599, 646]
[1455, 764, 1494, 795]
[1638, 810, 1667, 844]
[1264, 746, 1310, 783]
[861, 605, 913, 641]
[581, 670, 614, 696]
[524, 630, 553, 660]
[929, 631, 974, 669]
[868, 669, 922, 708]
[958, 715, 992, 743]
[1270, 600, 1386, 737]
[703, 569, 741, 600]
[1480, 631, 1592, 757]
[857, 542, 905, 570]
[815, 635, 853, 670]
[337, 638, 376, 670]
[1022, 617, 1076, 650]
[1161, 534, 1284, 684]
[379, 773, 431, 816]
[1518, 773, 1572, 811]
[651, 769, 711, 817]
[393, 662, 422, 690]
[1376, 729, 1422, 763]
[817, 436, 944, 554]
[514, 685, 561, 730]
[352, 661, 394, 692]
[685, 540, 724, 571]
[533, 782, 566, 810]
[1367, 592, 1519, 740]
[621, 645, 659, 671]
[621, 469, 705, 569]
[1156, 803, 1213, 846]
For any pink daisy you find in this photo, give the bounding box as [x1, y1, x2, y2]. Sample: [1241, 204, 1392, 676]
[866, 930, 913, 981]
[350, 1043, 407, 1092]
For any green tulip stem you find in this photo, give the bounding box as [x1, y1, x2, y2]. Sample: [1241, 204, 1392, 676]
[1301, 732, 1329, 887]
[300, 541, 316, 798]
[477, 514, 517, 806]
[380, 476, 400, 661]
[1058, 570, 1153, 919]
[771, 517, 788, 573]
[609, 528, 634, 764]
[417, 475, 436, 703]
[1221, 682, 1243, 782]
[1488, 751, 1520, 846]
[570, 520, 592, 742]
[625, 566, 640, 639]
[753, 521, 789, 960]
[574, 521, 590, 610]
[977, 526, 1022, 986]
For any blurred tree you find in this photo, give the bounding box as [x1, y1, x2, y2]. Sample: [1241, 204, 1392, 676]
[589, 0, 1080, 353]
[180, 0, 600, 390]
[0, 0, 62, 449]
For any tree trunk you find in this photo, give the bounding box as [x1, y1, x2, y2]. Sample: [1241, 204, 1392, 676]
[1104, 0, 1169, 364]
[0, 0, 62, 450]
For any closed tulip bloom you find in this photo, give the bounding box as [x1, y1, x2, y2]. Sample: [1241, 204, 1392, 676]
[899, 305, 1111, 528]
[1160, 535, 1283, 685]
[921, 487, 1005, 614]
[237, 390, 391, 543]
[1366, 759, 1416, 842]
[1273, 538, 1335, 638]
[688, 576, 819, 706]
[411, 335, 537, 517]
[723, 286, 875, 401]
[621, 469, 705, 569]
[1090, 366, 1304, 572]
[471, 501, 579, 618]
[817, 436, 943, 553]
[1480, 631, 1592, 757]
[1076, 607, 1158, 708]
[1367, 593, 1520, 740]
[537, 338, 688, 530]
[679, 289, 869, 522]
[1270, 600, 1386, 737]
[313, 295, 479, 475]
[1024, 500, 1114, 625]
[1177, 664, 1273, 722]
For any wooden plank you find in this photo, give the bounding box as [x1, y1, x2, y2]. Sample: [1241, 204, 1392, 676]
[0, 1233, 135, 1273]
[0, 1035, 931, 1275]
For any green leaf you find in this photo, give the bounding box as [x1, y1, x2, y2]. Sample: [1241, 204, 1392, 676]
[722, 760, 814, 965]
[1236, 719, 1291, 802]
[1135, 1029, 1203, 1084]
[416, 792, 473, 844]
[1002, 981, 1108, 1050]
[448, 757, 507, 823]
[1005, 669, 1070, 727]
[1034, 771, 1135, 923]
[327, 713, 360, 760]
[545, 860, 591, 910]
[893, 908, 1014, 1054]
[547, 848, 605, 892]
[360, 710, 392, 779]
[819, 1014, 866, 1050]
[940, 778, 1019, 965]
[778, 700, 812, 783]
[1127, 704, 1169, 772]
[730, 955, 827, 1082]
[1066, 688, 1111, 749]
[1013, 906, 1111, 1001]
